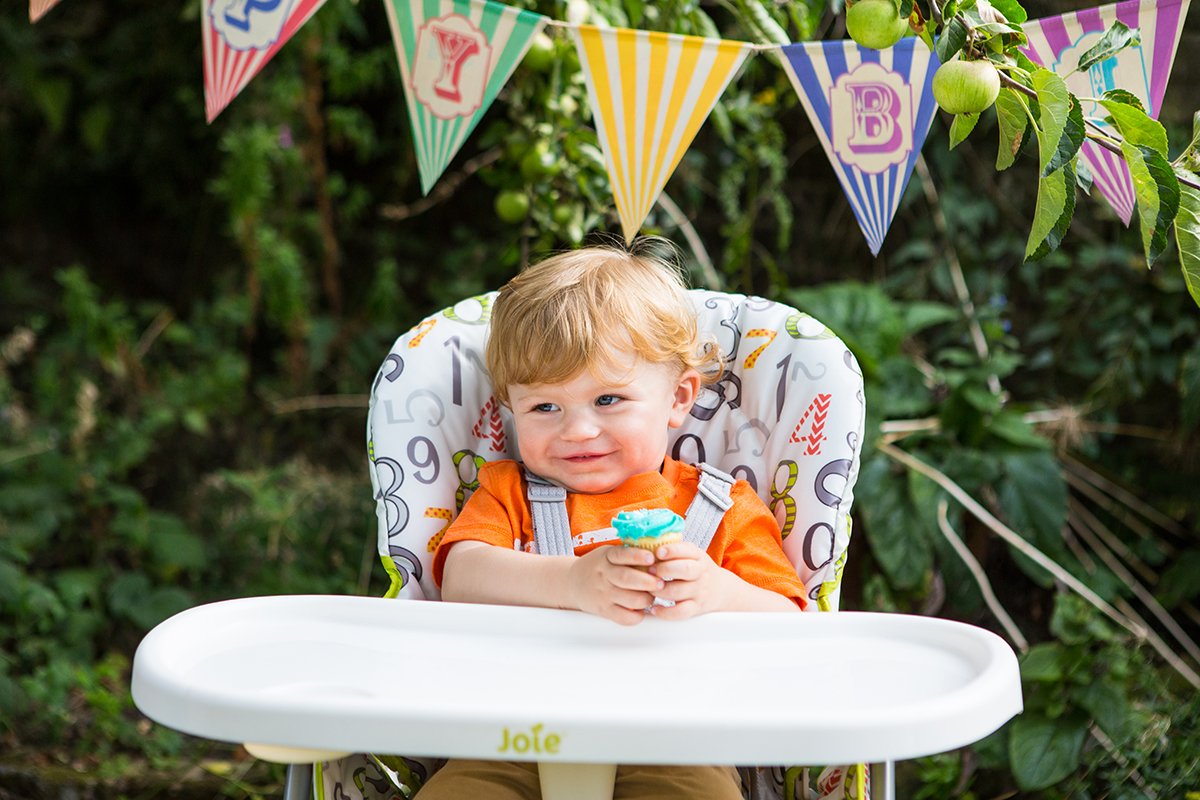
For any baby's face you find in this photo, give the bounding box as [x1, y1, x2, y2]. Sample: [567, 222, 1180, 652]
[508, 356, 699, 494]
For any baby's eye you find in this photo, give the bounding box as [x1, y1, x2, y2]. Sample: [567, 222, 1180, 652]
[596, 395, 623, 407]
[531, 402, 558, 413]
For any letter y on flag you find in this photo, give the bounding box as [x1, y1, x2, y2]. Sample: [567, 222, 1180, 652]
[1021, 0, 1191, 226]
[384, 0, 548, 195]
[571, 26, 752, 243]
[779, 39, 941, 257]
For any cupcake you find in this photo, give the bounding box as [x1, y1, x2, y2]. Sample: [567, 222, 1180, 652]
[612, 509, 684, 559]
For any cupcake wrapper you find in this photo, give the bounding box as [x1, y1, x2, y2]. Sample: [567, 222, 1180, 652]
[622, 532, 682, 553]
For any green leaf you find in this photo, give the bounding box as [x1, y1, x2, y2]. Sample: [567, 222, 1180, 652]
[1075, 21, 1141, 74]
[985, 0, 1027, 23]
[855, 456, 933, 590]
[0, 559, 20, 604]
[1019, 642, 1066, 682]
[1097, 98, 1169, 154]
[53, 568, 103, 609]
[1026, 158, 1077, 261]
[788, 282, 906, 367]
[995, 88, 1030, 170]
[1009, 712, 1088, 790]
[971, 727, 1009, 771]
[1101, 88, 1146, 115]
[1051, 593, 1115, 644]
[936, 16, 970, 64]
[1182, 350, 1200, 431]
[1015, 49, 1040, 76]
[1175, 172, 1200, 308]
[874, 357, 936, 418]
[949, 112, 980, 149]
[999, 451, 1067, 554]
[624, 0, 644, 26]
[149, 526, 209, 572]
[1045, 94, 1085, 177]
[108, 573, 194, 631]
[738, 0, 789, 46]
[988, 410, 1052, 448]
[1157, 550, 1200, 608]
[902, 302, 960, 336]
[1178, 109, 1200, 166]
[1075, 676, 1129, 741]
[1032, 69, 1069, 177]
[971, 21, 1027, 49]
[962, 383, 1003, 413]
[1122, 141, 1180, 266]
[0, 659, 27, 717]
[1074, 157, 1094, 194]
[31, 77, 72, 135]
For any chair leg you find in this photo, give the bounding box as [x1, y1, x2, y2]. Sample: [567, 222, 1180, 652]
[869, 762, 894, 800]
[284, 764, 314, 800]
[537, 762, 617, 800]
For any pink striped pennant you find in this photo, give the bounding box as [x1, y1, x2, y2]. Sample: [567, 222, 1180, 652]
[30, 0, 64, 22]
[202, 0, 329, 123]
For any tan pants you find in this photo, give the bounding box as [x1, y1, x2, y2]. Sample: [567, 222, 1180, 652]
[414, 759, 743, 800]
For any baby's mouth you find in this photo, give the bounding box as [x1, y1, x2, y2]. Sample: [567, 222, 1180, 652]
[562, 452, 610, 463]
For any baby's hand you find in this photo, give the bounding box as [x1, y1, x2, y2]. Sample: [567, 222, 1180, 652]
[644, 541, 731, 620]
[567, 545, 663, 626]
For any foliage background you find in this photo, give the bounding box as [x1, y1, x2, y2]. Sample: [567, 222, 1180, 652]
[2, 0, 1199, 796]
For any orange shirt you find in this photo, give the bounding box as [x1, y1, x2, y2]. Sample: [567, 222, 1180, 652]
[433, 457, 806, 608]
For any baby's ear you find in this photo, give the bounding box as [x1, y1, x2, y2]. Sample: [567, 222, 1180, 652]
[668, 369, 702, 428]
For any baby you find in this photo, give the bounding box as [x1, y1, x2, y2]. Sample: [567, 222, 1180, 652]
[419, 239, 805, 800]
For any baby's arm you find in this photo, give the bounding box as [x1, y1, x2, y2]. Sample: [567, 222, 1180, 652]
[441, 540, 666, 626]
[648, 542, 801, 619]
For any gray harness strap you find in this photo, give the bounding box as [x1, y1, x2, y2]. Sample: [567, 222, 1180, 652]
[525, 472, 574, 557]
[524, 464, 735, 557]
[682, 463, 736, 551]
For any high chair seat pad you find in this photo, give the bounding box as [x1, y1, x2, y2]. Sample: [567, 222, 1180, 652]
[131, 595, 1023, 766]
[367, 291, 865, 609]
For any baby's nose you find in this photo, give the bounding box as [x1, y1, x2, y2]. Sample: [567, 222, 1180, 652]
[560, 412, 600, 440]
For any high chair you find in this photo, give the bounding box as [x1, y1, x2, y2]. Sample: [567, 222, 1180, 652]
[347, 288, 869, 800]
[129, 287, 1022, 800]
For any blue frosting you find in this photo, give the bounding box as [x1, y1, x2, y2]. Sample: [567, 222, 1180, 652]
[612, 509, 684, 540]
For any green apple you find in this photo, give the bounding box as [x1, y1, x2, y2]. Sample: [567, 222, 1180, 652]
[520, 143, 559, 182]
[552, 203, 576, 226]
[845, 0, 910, 50]
[932, 58, 1002, 115]
[522, 32, 555, 73]
[494, 190, 530, 224]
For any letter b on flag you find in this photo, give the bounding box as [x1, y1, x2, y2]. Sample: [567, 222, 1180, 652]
[830, 62, 912, 173]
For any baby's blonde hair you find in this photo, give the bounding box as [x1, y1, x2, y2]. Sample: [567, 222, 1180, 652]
[486, 239, 723, 406]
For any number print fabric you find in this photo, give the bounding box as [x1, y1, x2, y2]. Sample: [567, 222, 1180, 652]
[367, 290, 864, 609]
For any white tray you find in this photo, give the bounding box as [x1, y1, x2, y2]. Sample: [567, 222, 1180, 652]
[132, 595, 1021, 766]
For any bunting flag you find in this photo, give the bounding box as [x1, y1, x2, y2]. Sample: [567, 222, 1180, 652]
[30, 0, 64, 22]
[570, 25, 752, 242]
[385, 0, 547, 196]
[779, 38, 941, 256]
[203, 0, 329, 123]
[1021, 0, 1191, 225]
